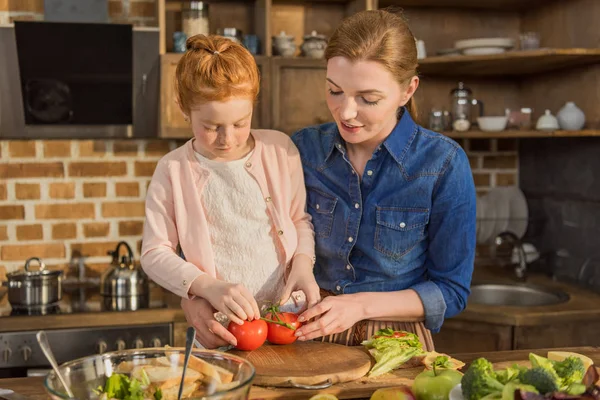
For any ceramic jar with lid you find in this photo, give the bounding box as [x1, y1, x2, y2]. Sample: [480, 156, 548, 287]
[301, 30, 327, 59]
[536, 109, 559, 131]
[272, 31, 296, 57]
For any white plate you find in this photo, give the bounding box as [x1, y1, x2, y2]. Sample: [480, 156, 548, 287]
[506, 187, 529, 238]
[462, 47, 507, 55]
[450, 384, 465, 400]
[455, 37, 515, 50]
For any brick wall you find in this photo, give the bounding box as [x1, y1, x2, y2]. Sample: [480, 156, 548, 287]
[460, 138, 519, 196]
[0, 137, 518, 280]
[0, 139, 179, 280]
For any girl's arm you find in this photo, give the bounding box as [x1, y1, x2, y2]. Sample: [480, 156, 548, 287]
[140, 160, 204, 299]
[286, 138, 316, 265]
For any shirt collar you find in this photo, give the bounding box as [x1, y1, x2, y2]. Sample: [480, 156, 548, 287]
[323, 107, 418, 165]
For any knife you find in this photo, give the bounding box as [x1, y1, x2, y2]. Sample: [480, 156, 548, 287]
[0, 388, 34, 400]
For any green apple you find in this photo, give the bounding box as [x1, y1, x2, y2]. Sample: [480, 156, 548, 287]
[370, 385, 416, 400]
[412, 368, 463, 400]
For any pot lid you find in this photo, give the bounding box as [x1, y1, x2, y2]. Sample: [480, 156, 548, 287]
[272, 30, 294, 40]
[303, 30, 326, 40]
[6, 257, 63, 279]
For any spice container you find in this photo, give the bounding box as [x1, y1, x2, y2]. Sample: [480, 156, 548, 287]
[182, 1, 209, 38]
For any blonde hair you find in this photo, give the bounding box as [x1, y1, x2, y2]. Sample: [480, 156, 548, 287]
[325, 9, 418, 119]
[175, 35, 260, 114]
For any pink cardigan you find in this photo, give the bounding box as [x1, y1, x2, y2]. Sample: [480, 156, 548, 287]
[141, 129, 315, 299]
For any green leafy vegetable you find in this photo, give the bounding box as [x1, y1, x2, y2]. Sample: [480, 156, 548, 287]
[361, 329, 424, 377]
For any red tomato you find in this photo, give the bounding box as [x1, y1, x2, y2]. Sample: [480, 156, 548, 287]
[227, 319, 268, 351]
[265, 312, 302, 345]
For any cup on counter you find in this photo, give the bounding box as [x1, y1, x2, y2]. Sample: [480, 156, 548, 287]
[519, 32, 540, 50]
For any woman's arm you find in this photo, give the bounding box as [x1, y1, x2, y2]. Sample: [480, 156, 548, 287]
[140, 161, 204, 298]
[410, 146, 476, 332]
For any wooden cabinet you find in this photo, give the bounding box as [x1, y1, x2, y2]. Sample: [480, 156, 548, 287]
[434, 319, 514, 353]
[157, 0, 599, 138]
[434, 317, 600, 353]
[173, 321, 188, 347]
[271, 57, 329, 134]
[160, 54, 189, 138]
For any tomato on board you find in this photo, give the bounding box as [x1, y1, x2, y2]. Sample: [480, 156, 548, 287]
[373, 331, 408, 339]
[265, 311, 302, 345]
[227, 319, 268, 351]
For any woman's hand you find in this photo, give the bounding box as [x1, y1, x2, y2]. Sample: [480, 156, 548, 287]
[294, 293, 366, 341]
[279, 254, 321, 310]
[181, 297, 238, 348]
[189, 275, 261, 325]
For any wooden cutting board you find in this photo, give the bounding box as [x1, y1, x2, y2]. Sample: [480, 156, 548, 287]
[228, 341, 372, 387]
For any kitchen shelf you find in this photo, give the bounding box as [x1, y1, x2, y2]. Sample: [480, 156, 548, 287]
[443, 129, 600, 139]
[378, 0, 550, 10]
[418, 49, 600, 77]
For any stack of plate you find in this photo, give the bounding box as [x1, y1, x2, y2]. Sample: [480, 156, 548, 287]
[476, 187, 529, 244]
[454, 37, 515, 55]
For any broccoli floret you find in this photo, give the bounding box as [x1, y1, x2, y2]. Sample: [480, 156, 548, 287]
[519, 367, 560, 394]
[462, 358, 505, 400]
[553, 356, 586, 387]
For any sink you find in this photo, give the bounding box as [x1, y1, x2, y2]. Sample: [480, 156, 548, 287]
[469, 283, 570, 307]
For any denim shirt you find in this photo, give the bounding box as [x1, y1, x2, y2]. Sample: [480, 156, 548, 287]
[291, 110, 476, 333]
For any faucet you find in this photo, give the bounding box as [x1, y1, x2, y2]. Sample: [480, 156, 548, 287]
[495, 231, 527, 280]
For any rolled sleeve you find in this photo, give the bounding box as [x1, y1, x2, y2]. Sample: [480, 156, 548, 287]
[419, 146, 476, 333]
[410, 280, 446, 332]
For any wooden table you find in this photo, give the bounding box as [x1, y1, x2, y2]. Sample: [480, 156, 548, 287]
[0, 346, 598, 399]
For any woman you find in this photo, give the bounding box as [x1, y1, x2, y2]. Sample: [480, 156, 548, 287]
[288, 9, 476, 350]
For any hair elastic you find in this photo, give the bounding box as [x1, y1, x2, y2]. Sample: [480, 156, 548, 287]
[213, 50, 219, 55]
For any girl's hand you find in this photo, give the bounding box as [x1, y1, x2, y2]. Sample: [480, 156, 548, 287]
[294, 294, 365, 341]
[279, 254, 321, 311]
[181, 297, 237, 348]
[190, 275, 261, 325]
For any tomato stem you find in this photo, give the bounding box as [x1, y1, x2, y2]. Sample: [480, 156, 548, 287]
[260, 317, 296, 331]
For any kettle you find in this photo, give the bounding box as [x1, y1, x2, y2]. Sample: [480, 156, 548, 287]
[100, 241, 149, 302]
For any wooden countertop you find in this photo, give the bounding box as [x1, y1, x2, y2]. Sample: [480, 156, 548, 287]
[453, 265, 600, 326]
[1, 267, 600, 333]
[1, 346, 598, 400]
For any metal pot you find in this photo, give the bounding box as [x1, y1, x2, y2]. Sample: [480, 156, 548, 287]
[2, 257, 63, 308]
[101, 241, 149, 301]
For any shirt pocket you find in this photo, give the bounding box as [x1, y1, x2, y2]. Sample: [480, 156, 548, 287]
[307, 188, 338, 238]
[375, 207, 428, 259]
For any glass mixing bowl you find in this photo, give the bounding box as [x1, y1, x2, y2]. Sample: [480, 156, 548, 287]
[44, 348, 255, 400]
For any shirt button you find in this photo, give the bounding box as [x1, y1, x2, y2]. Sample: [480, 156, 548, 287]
[354, 203, 360, 209]
[182, 279, 188, 286]
[399, 222, 406, 228]
[347, 237, 354, 243]
[277, 230, 284, 236]
[336, 144, 342, 149]
[367, 170, 373, 176]
[315, 204, 320, 210]
[265, 196, 272, 202]
[351, 170, 356, 175]
[346, 264, 351, 270]
[245, 162, 252, 168]
[336, 285, 341, 291]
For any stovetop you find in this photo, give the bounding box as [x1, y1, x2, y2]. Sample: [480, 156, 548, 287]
[0, 285, 168, 318]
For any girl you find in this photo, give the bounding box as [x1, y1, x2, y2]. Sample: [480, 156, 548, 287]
[141, 35, 320, 348]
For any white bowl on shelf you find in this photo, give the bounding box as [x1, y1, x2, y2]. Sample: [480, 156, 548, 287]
[477, 116, 508, 132]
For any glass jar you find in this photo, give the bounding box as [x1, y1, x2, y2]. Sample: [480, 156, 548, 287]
[182, 1, 209, 38]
